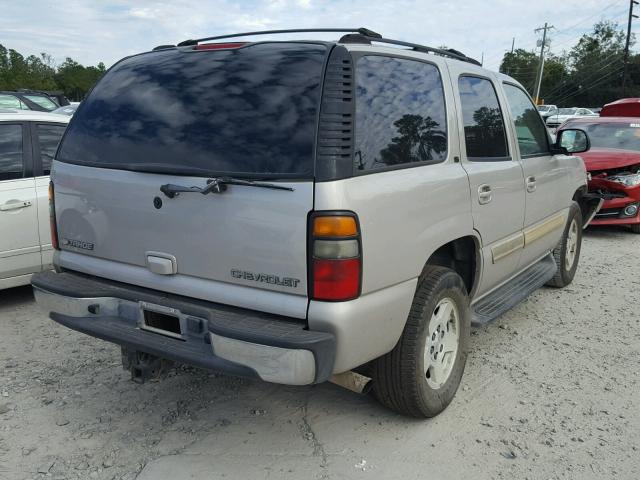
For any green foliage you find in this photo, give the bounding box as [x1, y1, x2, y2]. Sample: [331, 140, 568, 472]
[0, 44, 105, 100]
[500, 20, 640, 107]
[500, 49, 568, 100]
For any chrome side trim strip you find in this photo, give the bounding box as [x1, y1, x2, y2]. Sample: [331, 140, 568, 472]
[491, 233, 524, 263]
[524, 212, 566, 246]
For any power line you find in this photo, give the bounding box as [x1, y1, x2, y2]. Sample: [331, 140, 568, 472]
[489, 5, 629, 71]
[553, 2, 624, 36]
[552, 67, 624, 104]
[545, 54, 622, 102]
[544, 53, 624, 100]
[548, 13, 628, 53]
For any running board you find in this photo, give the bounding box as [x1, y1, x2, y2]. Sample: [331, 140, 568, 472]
[471, 254, 557, 327]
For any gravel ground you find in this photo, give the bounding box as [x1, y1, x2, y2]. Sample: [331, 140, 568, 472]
[1, 227, 639, 480]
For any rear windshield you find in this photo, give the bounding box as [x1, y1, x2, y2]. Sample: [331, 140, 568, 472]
[57, 43, 327, 178]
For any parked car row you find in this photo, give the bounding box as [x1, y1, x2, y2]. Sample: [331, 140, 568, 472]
[546, 107, 598, 131]
[0, 90, 72, 113]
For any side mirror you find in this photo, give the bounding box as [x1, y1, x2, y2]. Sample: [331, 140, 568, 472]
[554, 128, 590, 154]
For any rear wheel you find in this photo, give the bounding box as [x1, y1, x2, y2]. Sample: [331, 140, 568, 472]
[371, 266, 470, 418]
[547, 202, 582, 288]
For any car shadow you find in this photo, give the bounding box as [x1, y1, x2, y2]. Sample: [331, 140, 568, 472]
[0, 285, 34, 308]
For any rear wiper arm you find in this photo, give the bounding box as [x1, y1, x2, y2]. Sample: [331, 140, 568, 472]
[160, 176, 294, 198]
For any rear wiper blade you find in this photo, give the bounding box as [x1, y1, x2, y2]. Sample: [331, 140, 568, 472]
[160, 176, 294, 198]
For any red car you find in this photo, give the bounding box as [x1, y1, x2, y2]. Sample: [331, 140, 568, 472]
[559, 116, 640, 233]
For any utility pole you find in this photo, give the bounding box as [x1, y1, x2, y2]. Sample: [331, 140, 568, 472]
[511, 37, 515, 54]
[622, 0, 638, 96]
[533, 23, 553, 105]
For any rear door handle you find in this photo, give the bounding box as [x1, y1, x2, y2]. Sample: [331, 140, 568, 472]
[526, 176, 537, 193]
[478, 184, 492, 205]
[0, 200, 32, 211]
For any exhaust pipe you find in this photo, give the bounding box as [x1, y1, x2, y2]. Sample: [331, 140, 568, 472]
[330, 371, 373, 395]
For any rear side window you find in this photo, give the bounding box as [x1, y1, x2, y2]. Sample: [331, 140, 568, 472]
[36, 124, 67, 175]
[354, 55, 447, 172]
[23, 95, 58, 111]
[458, 76, 509, 160]
[0, 124, 24, 180]
[502, 84, 549, 157]
[58, 43, 327, 178]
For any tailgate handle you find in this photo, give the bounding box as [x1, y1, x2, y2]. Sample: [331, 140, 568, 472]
[145, 252, 177, 275]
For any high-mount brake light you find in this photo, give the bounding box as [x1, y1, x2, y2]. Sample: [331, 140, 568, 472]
[48, 182, 59, 250]
[309, 213, 361, 301]
[195, 42, 247, 50]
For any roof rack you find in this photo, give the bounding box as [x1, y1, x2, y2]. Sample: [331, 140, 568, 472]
[351, 36, 482, 66]
[175, 27, 481, 66]
[177, 28, 382, 47]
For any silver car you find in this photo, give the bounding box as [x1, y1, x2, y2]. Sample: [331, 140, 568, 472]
[31, 28, 599, 418]
[546, 107, 598, 131]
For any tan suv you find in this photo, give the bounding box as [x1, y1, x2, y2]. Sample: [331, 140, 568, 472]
[32, 28, 600, 417]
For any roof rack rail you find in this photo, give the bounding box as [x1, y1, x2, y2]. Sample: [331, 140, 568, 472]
[352, 36, 482, 66]
[177, 28, 382, 47]
[175, 27, 480, 66]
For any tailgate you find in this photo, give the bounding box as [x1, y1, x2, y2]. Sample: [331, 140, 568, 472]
[53, 162, 312, 318]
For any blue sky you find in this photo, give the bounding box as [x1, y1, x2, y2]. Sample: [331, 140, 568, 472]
[2, 0, 635, 71]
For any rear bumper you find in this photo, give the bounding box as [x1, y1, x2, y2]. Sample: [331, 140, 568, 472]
[31, 271, 335, 385]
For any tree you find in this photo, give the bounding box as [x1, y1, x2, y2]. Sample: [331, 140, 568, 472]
[499, 20, 640, 107]
[0, 43, 105, 100]
[499, 49, 568, 101]
[379, 114, 446, 165]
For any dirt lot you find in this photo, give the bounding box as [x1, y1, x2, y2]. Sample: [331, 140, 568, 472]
[1, 227, 639, 480]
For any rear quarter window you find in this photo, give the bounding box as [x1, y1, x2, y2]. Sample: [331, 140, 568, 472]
[354, 55, 447, 172]
[57, 43, 327, 178]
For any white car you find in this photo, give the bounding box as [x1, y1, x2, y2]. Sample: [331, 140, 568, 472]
[546, 107, 598, 131]
[0, 110, 69, 289]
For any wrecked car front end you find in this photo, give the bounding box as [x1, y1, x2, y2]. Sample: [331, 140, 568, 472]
[589, 162, 640, 227]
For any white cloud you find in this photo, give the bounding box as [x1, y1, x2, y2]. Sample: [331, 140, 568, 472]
[2, 0, 631, 70]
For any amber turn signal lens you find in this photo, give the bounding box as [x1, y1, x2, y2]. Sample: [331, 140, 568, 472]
[313, 216, 357, 237]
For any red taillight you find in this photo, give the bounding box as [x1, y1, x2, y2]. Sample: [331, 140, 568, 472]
[48, 181, 59, 250]
[195, 42, 247, 50]
[309, 213, 361, 302]
[312, 258, 360, 300]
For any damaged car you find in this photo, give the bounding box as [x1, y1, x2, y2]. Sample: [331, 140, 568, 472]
[559, 117, 640, 233]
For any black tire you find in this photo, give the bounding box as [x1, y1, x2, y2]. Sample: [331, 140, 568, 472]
[546, 202, 582, 288]
[630, 224, 640, 234]
[371, 266, 470, 418]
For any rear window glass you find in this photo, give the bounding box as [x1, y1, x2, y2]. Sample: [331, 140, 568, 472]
[354, 56, 447, 171]
[57, 43, 327, 178]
